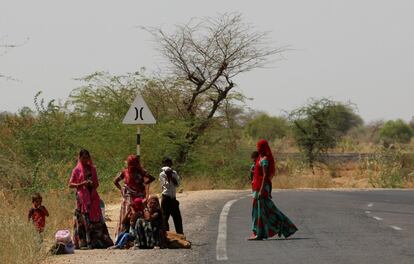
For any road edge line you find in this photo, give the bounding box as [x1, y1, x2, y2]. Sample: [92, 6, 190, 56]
[216, 198, 242, 261]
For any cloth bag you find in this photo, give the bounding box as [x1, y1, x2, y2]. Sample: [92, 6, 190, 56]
[51, 230, 75, 254]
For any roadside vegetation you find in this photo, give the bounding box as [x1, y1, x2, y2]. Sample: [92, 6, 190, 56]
[1, 13, 413, 264]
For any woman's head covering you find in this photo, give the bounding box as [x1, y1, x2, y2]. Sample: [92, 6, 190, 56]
[78, 149, 93, 166]
[131, 197, 145, 212]
[75, 149, 96, 180]
[71, 149, 101, 222]
[257, 139, 275, 177]
[127, 155, 143, 175]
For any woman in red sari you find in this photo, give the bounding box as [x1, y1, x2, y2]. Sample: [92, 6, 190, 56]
[249, 139, 298, 240]
[114, 155, 155, 237]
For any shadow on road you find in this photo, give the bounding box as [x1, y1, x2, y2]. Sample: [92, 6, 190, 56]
[249, 237, 314, 242]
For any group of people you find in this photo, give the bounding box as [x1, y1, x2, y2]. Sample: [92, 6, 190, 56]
[110, 154, 183, 249]
[68, 150, 183, 250]
[27, 139, 298, 251]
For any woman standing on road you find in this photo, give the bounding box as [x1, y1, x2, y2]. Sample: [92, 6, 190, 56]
[114, 155, 155, 237]
[249, 139, 298, 240]
[69, 149, 112, 249]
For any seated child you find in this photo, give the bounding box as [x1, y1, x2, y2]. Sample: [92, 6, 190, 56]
[110, 198, 144, 249]
[28, 193, 49, 233]
[135, 196, 164, 249]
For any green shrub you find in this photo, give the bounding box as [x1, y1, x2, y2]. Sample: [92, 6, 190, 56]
[379, 119, 413, 145]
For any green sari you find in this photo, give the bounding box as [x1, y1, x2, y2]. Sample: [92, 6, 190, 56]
[251, 159, 298, 239]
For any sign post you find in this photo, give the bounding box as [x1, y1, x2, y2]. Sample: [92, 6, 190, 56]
[136, 125, 141, 158]
[122, 93, 156, 160]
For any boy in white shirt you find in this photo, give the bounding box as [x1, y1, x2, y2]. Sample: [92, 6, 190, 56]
[159, 157, 183, 234]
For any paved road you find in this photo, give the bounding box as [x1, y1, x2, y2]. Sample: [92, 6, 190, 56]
[203, 190, 414, 264]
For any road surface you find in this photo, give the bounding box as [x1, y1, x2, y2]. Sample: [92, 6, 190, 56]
[46, 189, 414, 263]
[205, 190, 414, 264]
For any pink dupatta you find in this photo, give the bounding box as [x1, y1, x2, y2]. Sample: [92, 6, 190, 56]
[69, 161, 102, 222]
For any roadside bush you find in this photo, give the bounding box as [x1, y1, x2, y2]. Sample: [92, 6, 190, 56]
[379, 119, 413, 146]
[364, 147, 409, 188]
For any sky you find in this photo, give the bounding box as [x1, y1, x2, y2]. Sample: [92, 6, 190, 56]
[1, 0, 413, 122]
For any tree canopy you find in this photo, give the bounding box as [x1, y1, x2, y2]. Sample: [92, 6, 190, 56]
[245, 113, 289, 141]
[379, 119, 413, 145]
[289, 98, 362, 171]
[145, 13, 285, 164]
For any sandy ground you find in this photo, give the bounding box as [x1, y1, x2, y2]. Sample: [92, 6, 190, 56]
[45, 190, 244, 264]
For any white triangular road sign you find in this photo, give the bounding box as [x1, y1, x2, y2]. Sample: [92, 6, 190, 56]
[122, 94, 156, 124]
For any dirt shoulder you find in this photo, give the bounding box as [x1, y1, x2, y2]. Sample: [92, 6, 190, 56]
[45, 190, 245, 264]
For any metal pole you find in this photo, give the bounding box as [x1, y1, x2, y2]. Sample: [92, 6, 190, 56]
[136, 125, 141, 160]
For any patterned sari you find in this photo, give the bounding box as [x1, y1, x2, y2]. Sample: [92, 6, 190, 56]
[70, 160, 113, 248]
[251, 140, 298, 239]
[114, 156, 155, 238]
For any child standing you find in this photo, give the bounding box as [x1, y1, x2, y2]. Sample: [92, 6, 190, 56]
[249, 151, 259, 183]
[159, 157, 183, 235]
[28, 193, 49, 233]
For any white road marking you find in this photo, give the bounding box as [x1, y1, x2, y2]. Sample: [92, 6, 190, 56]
[367, 203, 374, 207]
[373, 216, 383, 221]
[216, 198, 241, 261]
[390, 225, 403, 231]
[365, 211, 371, 214]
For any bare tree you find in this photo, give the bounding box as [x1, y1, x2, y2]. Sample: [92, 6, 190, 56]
[145, 13, 286, 164]
[0, 35, 27, 80]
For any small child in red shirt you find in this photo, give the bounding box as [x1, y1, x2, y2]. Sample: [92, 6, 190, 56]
[28, 193, 49, 233]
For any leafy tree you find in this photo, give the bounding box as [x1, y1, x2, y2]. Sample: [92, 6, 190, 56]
[145, 13, 285, 164]
[70, 71, 145, 120]
[379, 119, 413, 145]
[289, 98, 360, 172]
[245, 113, 289, 141]
[328, 104, 363, 134]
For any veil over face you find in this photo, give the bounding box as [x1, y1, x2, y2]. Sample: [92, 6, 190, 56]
[256, 139, 275, 177]
[69, 153, 102, 223]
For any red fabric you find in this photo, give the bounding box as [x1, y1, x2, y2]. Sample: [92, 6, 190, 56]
[126, 155, 143, 176]
[69, 161, 102, 222]
[123, 155, 146, 193]
[257, 139, 275, 177]
[252, 139, 275, 192]
[131, 197, 145, 212]
[29, 208, 46, 232]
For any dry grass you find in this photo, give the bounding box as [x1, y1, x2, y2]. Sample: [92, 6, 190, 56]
[2, 157, 412, 264]
[273, 171, 334, 189]
[0, 189, 74, 264]
[274, 158, 414, 189]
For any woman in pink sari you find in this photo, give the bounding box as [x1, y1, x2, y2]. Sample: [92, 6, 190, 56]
[69, 149, 110, 249]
